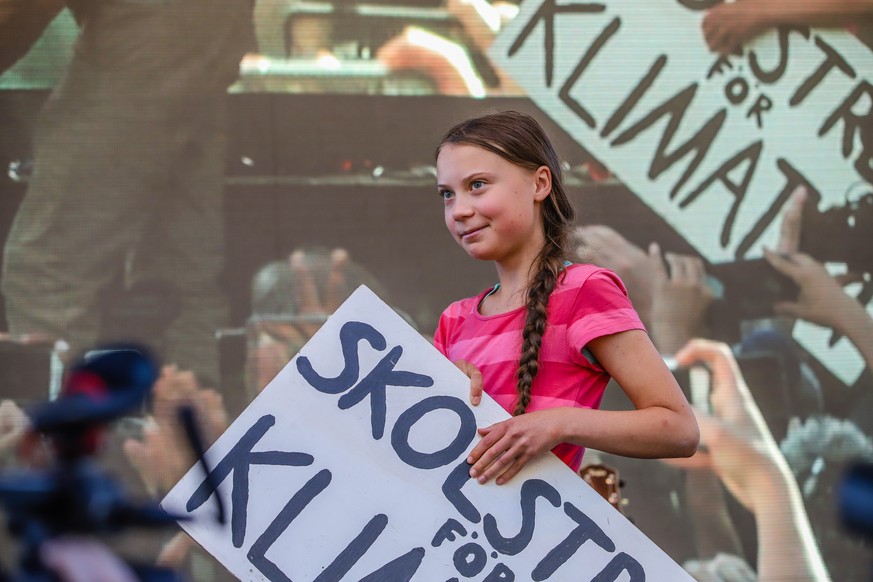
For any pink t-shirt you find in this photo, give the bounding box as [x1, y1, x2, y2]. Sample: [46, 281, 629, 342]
[433, 263, 645, 471]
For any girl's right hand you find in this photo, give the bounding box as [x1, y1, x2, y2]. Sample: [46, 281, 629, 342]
[453, 360, 483, 406]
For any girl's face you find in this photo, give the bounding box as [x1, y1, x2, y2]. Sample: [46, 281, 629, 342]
[436, 143, 551, 265]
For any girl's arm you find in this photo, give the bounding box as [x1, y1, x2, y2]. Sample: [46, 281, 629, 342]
[466, 330, 698, 485]
[566, 328, 700, 458]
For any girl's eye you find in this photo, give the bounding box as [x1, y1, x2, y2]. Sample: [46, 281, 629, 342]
[471, 180, 485, 190]
[439, 189, 454, 201]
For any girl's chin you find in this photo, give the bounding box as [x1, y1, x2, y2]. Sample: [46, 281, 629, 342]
[463, 248, 498, 262]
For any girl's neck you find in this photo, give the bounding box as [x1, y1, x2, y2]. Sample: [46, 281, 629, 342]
[480, 255, 538, 315]
[484, 225, 547, 314]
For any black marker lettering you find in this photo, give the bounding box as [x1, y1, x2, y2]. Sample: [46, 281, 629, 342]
[601, 55, 667, 139]
[339, 345, 434, 440]
[819, 80, 873, 183]
[432, 518, 468, 548]
[313, 514, 390, 582]
[483, 563, 516, 581]
[748, 25, 809, 84]
[391, 396, 476, 469]
[453, 543, 488, 577]
[680, 140, 764, 248]
[442, 459, 480, 523]
[296, 321, 387, 394]
[357, 547, 426, 582]
[186, 415, 314, 548]
[747, 93, 773, 129]
[590, 552, 646, 582]
[558, 16, 621, 127]
[531, 502, 615, 581]
[725, 77, 749, 105]
[790, 36, 856, 107]
[611, 83, 727, 199]
[247, 469, 332, 581]
[508, 0, 606, 88]
[483, 479, 562, 556]
[735, 159, 812, 259]
[706, 54, 734, 80]
[676, 0, 719, 10]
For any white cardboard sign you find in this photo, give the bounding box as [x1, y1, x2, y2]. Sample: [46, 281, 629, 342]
[489, 0, 873, 384]
[163, 286, 693, 581]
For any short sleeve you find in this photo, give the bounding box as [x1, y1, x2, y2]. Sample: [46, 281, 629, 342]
[433, 309, 451, 358]
[566, 269, 646, 365]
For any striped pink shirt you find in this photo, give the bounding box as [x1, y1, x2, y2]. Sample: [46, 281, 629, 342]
[433, 263, 645, 471]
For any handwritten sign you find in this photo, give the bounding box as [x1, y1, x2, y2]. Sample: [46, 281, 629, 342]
[489, 0, 873, 384]
[162, 286, 693, 581]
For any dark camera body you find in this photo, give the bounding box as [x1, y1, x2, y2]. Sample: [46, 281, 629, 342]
[801, 191, 873, 275]
[706, 258, 800, 335]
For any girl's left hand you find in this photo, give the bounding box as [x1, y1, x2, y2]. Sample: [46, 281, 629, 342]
[467, 408, 566, 485]
[454, 359, 483, 406]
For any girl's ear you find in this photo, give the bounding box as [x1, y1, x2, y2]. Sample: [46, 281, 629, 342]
[533, 165, 552, 202]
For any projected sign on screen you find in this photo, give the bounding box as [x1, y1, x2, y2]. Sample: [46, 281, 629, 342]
[489, 0, 873, 384]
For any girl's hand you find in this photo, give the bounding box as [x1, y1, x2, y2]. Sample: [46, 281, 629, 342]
[466, 408, 566, 485]
[454, 359, 483, 406]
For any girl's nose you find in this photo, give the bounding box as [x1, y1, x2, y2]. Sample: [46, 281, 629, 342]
[451, 195, 474, 220]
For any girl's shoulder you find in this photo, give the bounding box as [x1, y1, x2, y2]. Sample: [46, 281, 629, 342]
[440, 286, 495, 318]
[559, 263, 627, 292]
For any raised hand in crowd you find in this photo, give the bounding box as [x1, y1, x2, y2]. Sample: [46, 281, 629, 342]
[649, 244, 715, 354]
[377, 0, 522, 96]
[765, 250, 873, 369]
[120, 366, 228, 571]
[573, 225, 659, 325]
[673, 339, 831, 582]
[767, 184, 873, 370]
[574, 225, 714, 353]
[246, 248, 356, 395]
[0, 399, 28, 457]
[122, 366, 227, 498]
[377, 29, 480, 96]
[776, 185, 806, 255]
[702, 0, 873, 55]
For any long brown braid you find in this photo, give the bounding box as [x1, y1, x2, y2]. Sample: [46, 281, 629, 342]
[437, 111, 576, 415]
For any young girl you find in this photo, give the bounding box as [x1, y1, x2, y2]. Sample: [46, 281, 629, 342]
[433, 110, 699, 486]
